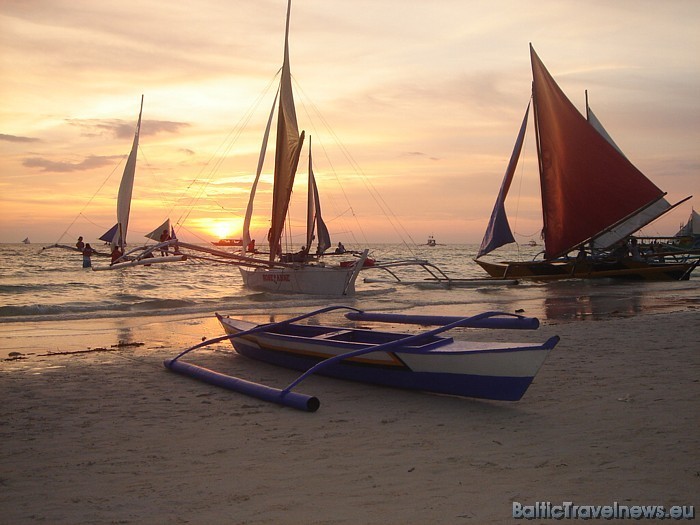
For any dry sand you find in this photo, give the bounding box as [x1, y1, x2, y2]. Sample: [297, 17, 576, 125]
[1, 308, 699, 524]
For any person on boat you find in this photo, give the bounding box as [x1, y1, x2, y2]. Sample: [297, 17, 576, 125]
[628, 237, 642, 261]
[291, 246, 307, 263]
[246, 239, 256, 253]
[159, 229, 170, 256]
[82, 243, 97, 268]
[576, 245, 587, 262]
[110, 245, 123, 265]
[610, 241, 629, 260]
[76, 236, 85, 251]
[334, 241, 346, 254]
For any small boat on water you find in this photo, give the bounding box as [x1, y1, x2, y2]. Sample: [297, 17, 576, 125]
[212, 238, 243, 247]
[427, 236, 436, 246]
[164, 305, 559, 411]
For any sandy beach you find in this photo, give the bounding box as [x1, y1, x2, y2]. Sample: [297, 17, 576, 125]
[2, 307, 699, 524]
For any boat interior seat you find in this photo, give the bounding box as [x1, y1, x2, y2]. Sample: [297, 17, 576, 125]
[313, 329, 353, 340]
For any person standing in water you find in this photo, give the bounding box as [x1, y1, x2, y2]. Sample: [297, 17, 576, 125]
[82, 243, 97, 268]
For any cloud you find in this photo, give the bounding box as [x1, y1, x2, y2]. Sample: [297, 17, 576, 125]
[0, 133, 40, 143]
[67, 119, 190, 140]
[23, 155, 119, 173]
[403, 151, 440, 162]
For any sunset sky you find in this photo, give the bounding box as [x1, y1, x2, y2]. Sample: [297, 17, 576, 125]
[1, 0, 698, 247]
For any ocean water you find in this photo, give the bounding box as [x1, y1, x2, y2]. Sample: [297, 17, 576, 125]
[1, 242, 698, 355]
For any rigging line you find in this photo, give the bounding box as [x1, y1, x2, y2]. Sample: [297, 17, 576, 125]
[513, 98, 534, 244]
[176, 71, 282, 232]
[293, 92, 367, 247]
[293, 79, 418, 256]
[301, 139, 364, 249]
[54, 156, 126, 244]
[513, 228, 542, 238]
[78, 213, 111, 230]
[136, 144, 174, 211]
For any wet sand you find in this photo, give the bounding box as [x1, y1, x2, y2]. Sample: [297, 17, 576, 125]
[1, 306, 699, 524]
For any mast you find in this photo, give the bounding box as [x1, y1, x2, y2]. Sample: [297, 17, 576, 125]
[306, 137, 331, 256]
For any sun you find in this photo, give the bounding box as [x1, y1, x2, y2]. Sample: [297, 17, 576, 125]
[211, 220, 242, 240]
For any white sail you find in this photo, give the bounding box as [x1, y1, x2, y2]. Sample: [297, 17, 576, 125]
[101, 95, 144, 249]
[590, 196, 672, 249]
[241, 89, 279, 253]
[676, 209, 700, 237]
[306, 139, 331, 255]
[145, 218, 171, 242]
[587, 105, 625, 158]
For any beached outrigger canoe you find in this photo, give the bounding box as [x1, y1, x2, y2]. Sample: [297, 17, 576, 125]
[164, 306, 559, 411]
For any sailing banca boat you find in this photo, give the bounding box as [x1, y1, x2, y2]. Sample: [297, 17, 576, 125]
[236, 0, 367, 295]
[476, 45, 696, 281]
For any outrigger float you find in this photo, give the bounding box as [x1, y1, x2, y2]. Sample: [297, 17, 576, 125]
[164, 305, 559, 412]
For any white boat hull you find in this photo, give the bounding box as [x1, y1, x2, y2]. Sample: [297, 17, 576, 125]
[239, 265, 359, 295]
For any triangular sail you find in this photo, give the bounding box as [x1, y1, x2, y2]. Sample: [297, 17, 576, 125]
[99, 223, 118, 244]
[477, 102, 530, 258]
[586, 103, 625, 158]
[101, 95, 144, 249]
[145, 218, 171, 242]
[676, 209, 700, 237]
[306, 140, 331, 255]
[586, 99, 680, 249]
[268, 0, 305, 261]
[241, 88, 280, 253]
[530, 45, 665, 258]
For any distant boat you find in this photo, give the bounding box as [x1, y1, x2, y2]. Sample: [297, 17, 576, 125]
[676, 209, 700, 248]
[527, 240, 538, 247]
[475, 45, 696, 281]
[427, 235, 436, 247]
[212, 238, 243, 247]
[22, 237, 30, 244]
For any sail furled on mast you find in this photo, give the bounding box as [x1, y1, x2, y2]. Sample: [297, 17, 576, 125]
[530, 45, 665, 259]
[268, 0, 305, 262]
[477, 102, 530, 258]
[306, 140, 331, 255]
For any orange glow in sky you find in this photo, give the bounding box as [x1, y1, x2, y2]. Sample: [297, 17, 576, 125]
[1, 1, 699, 246]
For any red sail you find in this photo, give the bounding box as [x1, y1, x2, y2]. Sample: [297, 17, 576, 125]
[530, 45, 664, 258]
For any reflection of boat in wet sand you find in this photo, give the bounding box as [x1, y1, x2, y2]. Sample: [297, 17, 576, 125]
[475, 45, 696, 282]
